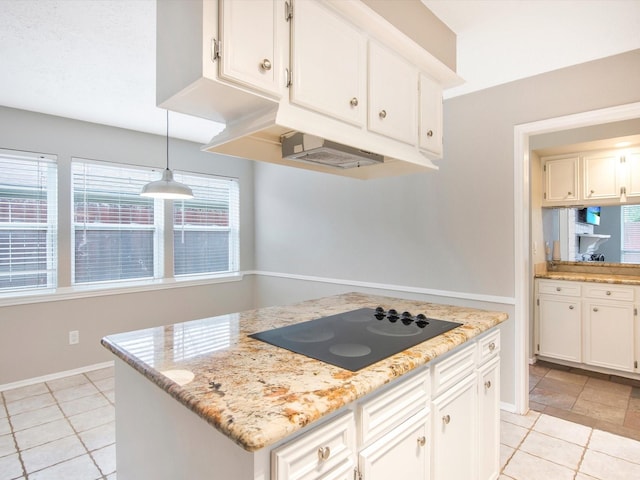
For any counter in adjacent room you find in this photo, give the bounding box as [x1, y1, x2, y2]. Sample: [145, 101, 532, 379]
[102, 292, 508, 479]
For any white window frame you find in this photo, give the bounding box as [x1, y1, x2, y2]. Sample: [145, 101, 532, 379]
[621, 204, 640, 263]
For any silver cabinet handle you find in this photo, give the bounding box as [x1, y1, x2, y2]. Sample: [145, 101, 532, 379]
[417, 436, 426, 447]
[350, 97, 358, 107]
[442, 414, 451, 425]
[590, 189, 595, 195]
[568, 192, 572, 196]
[556, 287, 562, 291]
[606, 291, 611, 296]
[260, 59, 272, 71]
[485, 380, 492, 389]
[593, 307, 599, 312]
[569, 305, 574, 310]
[489, 342, 496, 352]
[379, 110, 387, 119]
[317, 446, 330, 462]
[426, 129, 433, 137]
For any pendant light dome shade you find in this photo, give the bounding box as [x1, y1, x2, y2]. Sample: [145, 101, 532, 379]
[141, 111, 194, 199]
[140, 168, 194, 199]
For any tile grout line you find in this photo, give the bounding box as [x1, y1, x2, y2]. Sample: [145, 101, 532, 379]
[500, 412, 540, 474]
[573, 427, 594, 480]
[1, 389, 28, 480]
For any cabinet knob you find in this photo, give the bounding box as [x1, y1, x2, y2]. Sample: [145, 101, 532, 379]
[442, 414, 451, 425]
[379, 109, 387, 119]
[426, 129, 434, 138]
[489, 342, 496, 352]
[568, 192, 572, 196]
[593, 307, 599, 312]
[590, 189, 595, 195]
[417, 436, 426, 447]
[317, 446, 331, 462]
[606, 291, 611, 296]
[556, 287, 562, 292]
[260, 59, 272, 71]
[569, 305, 574, 310]
[350, 97, 359, 107]
[485, 380, 492, 389]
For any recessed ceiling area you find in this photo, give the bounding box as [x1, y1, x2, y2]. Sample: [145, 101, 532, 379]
[0, 0, 639, 143]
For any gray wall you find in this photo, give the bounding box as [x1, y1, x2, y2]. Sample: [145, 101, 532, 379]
[252, 49, 640, 408]
[595, 206, 622, 262]
[0, 107, 256, 384]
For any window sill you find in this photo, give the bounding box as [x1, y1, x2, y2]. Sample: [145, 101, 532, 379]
[0, 272, 246, 308]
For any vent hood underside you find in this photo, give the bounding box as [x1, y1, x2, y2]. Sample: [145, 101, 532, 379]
[202, 103, 438, 180]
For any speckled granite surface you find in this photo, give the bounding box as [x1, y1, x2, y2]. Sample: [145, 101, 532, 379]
[536, 261, 640, 285]
[102, 292, 508, 452]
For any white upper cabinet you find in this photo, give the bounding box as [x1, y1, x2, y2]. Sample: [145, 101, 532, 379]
[218, 0, 286, 98]
[583, 152, 621, 201]
[542, 156, 580, 206]
[625, 150, 640, 199]
[367, 40, 418, 145]
[290, 0, 366, 126]
[419, 73, 443, 157]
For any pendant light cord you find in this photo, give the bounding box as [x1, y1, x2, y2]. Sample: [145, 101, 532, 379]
[166, 110, 170, 170]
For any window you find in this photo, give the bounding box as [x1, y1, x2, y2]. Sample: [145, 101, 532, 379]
[72, 160, 160, 284]
[173, 172, 239, 276]
[621, 205, 640, 263]
[0, 150, 57, 292]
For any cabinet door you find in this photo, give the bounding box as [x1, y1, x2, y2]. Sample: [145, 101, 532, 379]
[478, 357, 500, 480]
[432, 374, 477, 480]
[419, 73, 443, 157]
[538, 296, 582, 362]
[218, 0, 285, 97]
[583, 301, 635, 372]
[583, 152, 621, 201]
[368, 40, 418, 145]
[626, 150, 640, 198]
[359, 410, 430, 480]
[290, 0, 366, 126]
[543, 156, 579, 205]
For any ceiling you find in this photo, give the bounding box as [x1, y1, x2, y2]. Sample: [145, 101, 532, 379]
[0, 0, 638, 145]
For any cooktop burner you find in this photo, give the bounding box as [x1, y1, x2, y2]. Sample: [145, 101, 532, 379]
[249, 307, 462, 371]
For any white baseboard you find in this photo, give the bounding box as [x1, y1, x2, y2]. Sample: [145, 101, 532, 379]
[0, 360, 114, 392]
[500, 401, 518, 413]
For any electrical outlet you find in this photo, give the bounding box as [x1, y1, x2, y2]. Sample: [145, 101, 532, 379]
[69, 330, 79, 345]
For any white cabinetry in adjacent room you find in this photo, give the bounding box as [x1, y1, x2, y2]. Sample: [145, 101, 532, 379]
[289, 0, 366, 126]
[477, 331, 501, 480]
[542, 156, 580, 206]
[536, 280, 582, 362]
[218, 0, 286, 98]
[583, 284, 636, 372]
[367, 40, 417, 145]
[583, 152, 621, 201]
[419, 73, 443, 157]
[535, 279, 639, 375]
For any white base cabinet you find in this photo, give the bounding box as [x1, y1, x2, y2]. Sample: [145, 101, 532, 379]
[535, 279, 639, 375]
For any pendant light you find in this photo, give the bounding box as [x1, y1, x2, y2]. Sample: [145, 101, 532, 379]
[141, 111, 194, 199]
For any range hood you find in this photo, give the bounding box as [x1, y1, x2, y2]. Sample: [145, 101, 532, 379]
[202, 102, 439, 180]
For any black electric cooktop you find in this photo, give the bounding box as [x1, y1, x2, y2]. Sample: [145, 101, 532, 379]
[249, 307, 462, 371]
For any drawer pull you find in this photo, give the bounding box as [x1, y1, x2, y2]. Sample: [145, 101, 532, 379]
[417, 436, 426, 447]
[379, 109, 387, 119]
[485, 380, 492, 389]
[488, 342, 496, 352]
[593, 307, 599, 313]
[260, 59, 272, 71]
[442, 414, 451, 425]
[569, 305, 574, 310]
[426, 129, 434, 138]
[350, 97, 359, 107]
[606, 291, 612, 296]
[317, 446, 331, 462]
[556, 287, 562, 292]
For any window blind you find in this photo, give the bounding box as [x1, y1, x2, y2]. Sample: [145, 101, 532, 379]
[173, 172, 239, 276]
[0, 150, 57, 292]
[621, 204, 640, 263]
[72, 160, 159, 284]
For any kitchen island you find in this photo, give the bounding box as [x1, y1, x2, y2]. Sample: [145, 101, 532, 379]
[102, 292, 508, 480]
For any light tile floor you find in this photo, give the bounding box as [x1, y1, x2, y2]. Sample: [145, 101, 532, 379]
[3, 365, 640, 479]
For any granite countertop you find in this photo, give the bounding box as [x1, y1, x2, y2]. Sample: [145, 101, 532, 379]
[535, 271, 640, 285]
[101, 292, 508, 452]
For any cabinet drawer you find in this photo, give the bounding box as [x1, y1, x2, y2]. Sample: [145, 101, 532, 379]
[538, 280, 581, 297]
[583, 284, 634, 301]
[477, 329, 500, 365]
[359, 368, 429, 447]
[272, 411, 356, 480]
[432, 343, 476, 397]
